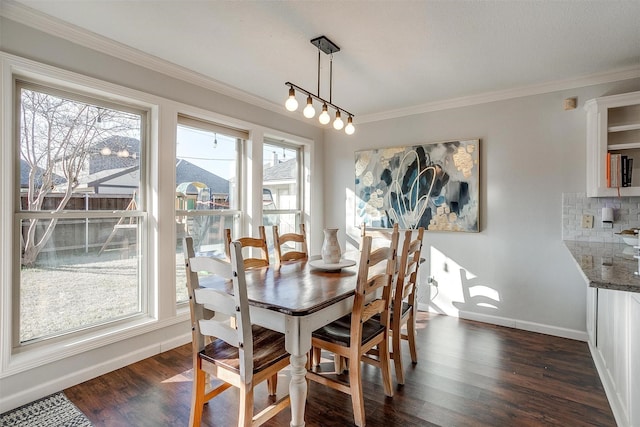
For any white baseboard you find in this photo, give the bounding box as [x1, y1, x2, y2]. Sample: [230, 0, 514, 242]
[418, 302, 588, 341]
[0, 333, 191, 414]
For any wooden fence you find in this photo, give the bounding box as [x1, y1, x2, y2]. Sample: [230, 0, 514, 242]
[21, 194, 136, 257]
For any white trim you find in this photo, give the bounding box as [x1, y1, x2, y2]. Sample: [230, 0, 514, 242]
[419, 302, 588, 341]
[359, 66, 640, 124]
[0, 332, 191, 414]
[3, 1, 639, 127]
[1, 312, 190, 379]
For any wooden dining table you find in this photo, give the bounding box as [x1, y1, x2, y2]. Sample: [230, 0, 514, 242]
[196, 255, 360, 427]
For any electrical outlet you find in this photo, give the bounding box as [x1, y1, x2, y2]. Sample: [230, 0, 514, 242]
[581, 214, 594, 229]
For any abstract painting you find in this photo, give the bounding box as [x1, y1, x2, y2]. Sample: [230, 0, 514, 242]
[355, 139, 480, 232]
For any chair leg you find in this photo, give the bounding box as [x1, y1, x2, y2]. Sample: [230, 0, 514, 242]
[312, 346, 321, 367]
[190, 364, 206, 427]
[348, 355, 366, 427]
[407, 312, 418, 364]
[392, 327, 405, 385]
[267, 373, 278, 396]
[238, 382, 254, 427]
[334, 354, 345, 374]
[379, 335, 394, 397]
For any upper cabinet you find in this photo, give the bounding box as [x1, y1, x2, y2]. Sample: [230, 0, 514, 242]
[586, 91, 640, 197]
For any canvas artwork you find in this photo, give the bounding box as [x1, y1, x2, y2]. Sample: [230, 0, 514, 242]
[355, 139, 480, 232]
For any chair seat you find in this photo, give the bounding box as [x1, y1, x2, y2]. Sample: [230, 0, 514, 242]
[200, 325, 288, 374]
[312, 315, 385, 347]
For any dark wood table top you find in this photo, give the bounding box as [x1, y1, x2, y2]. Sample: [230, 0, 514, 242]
[199, 259, 359, 316]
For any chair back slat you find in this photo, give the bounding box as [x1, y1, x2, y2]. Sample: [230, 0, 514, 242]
[193, 288, 235, 317]
[199, 316, 239, 346]
[352, 229, 399, 338]
[368, 246, 393, 267]
[189, 256, 232, 279]
[273, 224, 308, 265]
[361, 299, 385, 323]
[394, 228, 425, 313]
[225, 226, 270, 269]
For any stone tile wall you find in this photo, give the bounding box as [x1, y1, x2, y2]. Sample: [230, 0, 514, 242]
[562, 192, 640, 242]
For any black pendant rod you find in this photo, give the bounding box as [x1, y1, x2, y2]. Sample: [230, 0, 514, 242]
[285, 82, 354, 118]
[285, 35, 354, 118]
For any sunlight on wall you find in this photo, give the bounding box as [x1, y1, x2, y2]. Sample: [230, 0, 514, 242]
[429, 246, 501, 316]
[468, 285, 500, 309]
[429, 246, 466, 315]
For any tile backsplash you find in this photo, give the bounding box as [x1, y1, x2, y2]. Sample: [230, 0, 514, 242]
[563, 192, 640, 242]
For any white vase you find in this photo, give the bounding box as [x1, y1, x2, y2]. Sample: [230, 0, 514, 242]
[321, 228, 341, 264]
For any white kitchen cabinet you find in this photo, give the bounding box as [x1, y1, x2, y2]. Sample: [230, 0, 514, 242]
[585, 91, 640, 197]
[592, 288, 633, 426]
[630, 293, 640, 427]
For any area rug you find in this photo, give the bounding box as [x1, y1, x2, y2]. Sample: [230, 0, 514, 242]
[0, 392, 92, 427]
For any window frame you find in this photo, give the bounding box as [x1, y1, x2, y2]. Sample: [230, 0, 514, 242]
[0, 53, 315, 381]
[175, 116, 245, 303]
[262, 138, 305, 230]
[0, 54, 166, 375]
[12, 78, 150, 349]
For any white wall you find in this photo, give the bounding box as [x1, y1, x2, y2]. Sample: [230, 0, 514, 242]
[324, 79, 640, 338]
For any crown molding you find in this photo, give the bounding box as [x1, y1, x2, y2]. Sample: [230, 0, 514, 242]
[3, 1, 640, 127]
[357, 66, 640, 124]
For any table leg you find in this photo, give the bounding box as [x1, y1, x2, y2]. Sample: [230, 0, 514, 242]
[289, 353, 307, 427]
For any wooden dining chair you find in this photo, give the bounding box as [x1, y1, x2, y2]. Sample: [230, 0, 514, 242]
[183, 237, 290, 427]
[306, 228, 399, 427]
[311, 223, 400, 370]
[390, 227, 425, 385]
[224, 225, 270, 269]
[273, 224, 308, 265]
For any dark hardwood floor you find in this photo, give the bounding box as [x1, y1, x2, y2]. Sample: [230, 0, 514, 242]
[65, 313, 615, 426]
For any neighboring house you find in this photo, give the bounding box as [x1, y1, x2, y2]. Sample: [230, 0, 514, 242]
[19, 158, 65, 189]
[90, 136, 140, 174]
[263, 157, 297, 210]
[68, 136, 231, 203]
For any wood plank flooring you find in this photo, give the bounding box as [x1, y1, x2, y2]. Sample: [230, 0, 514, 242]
[65, 312, 615, 426]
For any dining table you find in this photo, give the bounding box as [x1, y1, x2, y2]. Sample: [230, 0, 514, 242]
[196, 254, 361, 427]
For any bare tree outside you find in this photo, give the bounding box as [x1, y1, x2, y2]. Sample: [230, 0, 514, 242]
[19, 86, 140, 266]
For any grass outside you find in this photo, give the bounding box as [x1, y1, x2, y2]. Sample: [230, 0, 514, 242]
[19, 249, 190, 343]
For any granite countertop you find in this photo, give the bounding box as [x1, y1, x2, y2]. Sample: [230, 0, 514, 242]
[564, 240, 640, 293]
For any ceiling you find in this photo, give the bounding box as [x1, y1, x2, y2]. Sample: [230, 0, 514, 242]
[6, 1, 640, 122]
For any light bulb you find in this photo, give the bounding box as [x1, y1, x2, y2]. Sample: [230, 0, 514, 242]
[100, 147, 111, 156]
[303, 96, 315, 118]
[345, 116, 355, 135]
[333, 110, 344, 130]
[319, 104, 330, 125]
[285, 87, 298, 111]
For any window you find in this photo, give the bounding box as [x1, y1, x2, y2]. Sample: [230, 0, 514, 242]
[175, 116, 244, 303]
[14, 81, 147, 346]
[262, 140, 303, 261]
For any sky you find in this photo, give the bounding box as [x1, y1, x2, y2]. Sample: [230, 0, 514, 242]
[176, 125, 296, 179]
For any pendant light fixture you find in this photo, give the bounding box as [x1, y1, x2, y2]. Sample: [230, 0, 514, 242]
[285, 35, 355, 135]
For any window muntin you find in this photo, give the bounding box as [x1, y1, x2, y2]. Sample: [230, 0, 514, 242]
[175, 118, 242, 303]
[15, 81, 146, 345]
